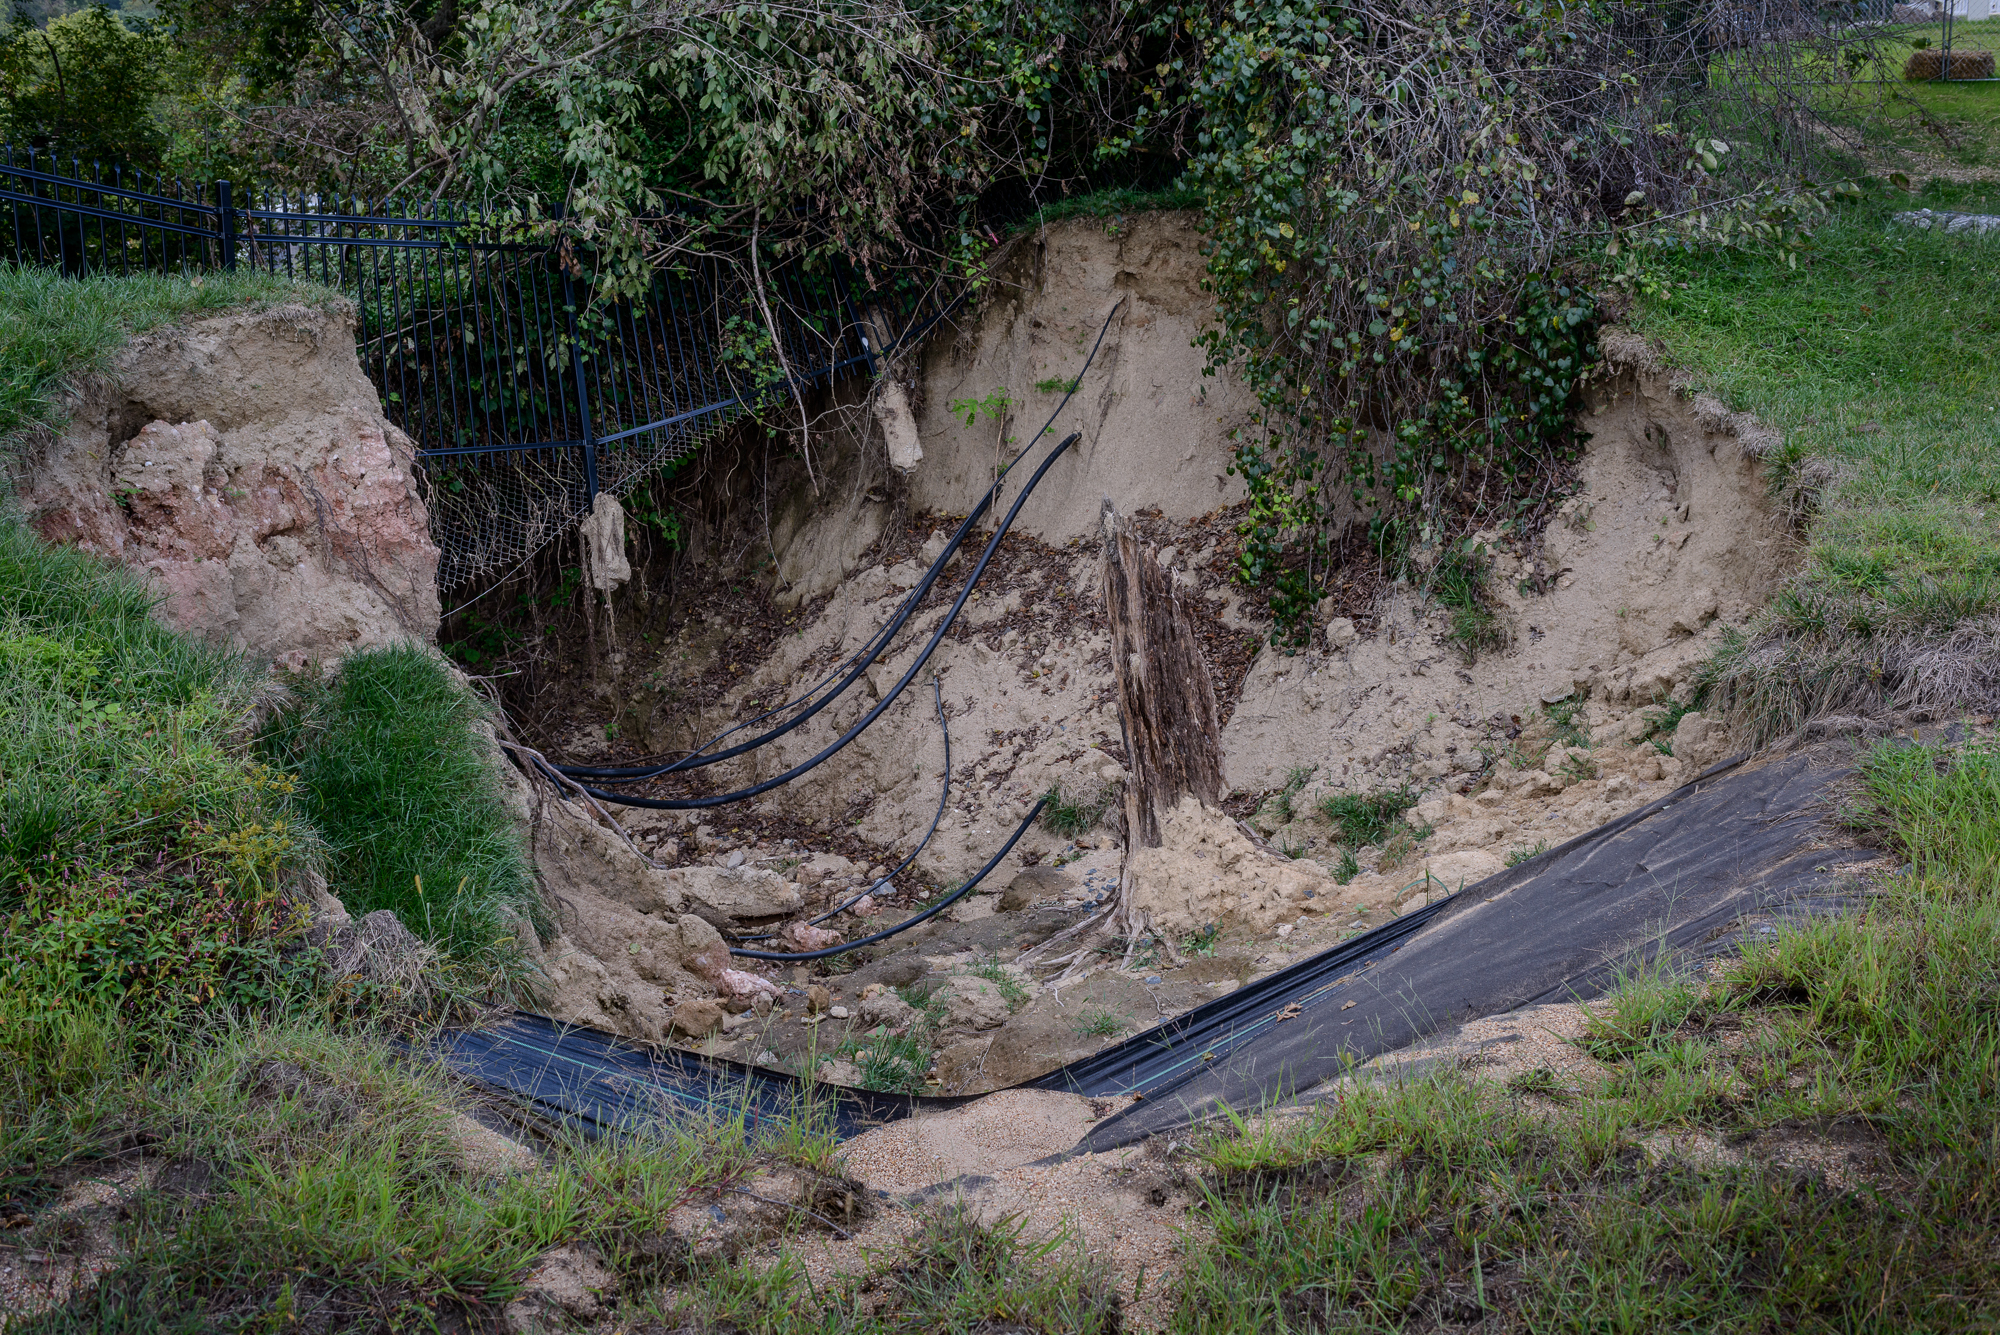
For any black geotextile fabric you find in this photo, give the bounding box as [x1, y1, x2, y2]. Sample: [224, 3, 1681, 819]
[434, 750, 1871, 1151]
[432, 1013, 966, 1140]
[1064, 749, 1875, 1152]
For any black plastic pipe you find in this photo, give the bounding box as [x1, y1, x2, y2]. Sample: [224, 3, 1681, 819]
[729, 799, 1046, 961]
[555, 427, 1079, 811]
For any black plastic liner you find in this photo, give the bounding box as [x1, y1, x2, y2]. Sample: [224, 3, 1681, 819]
[433, 1012, 974, 1141]
[435, 750, 1870, 1151]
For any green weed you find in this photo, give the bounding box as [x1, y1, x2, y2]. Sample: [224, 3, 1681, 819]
[1039, 782, 1113, 839]
[1639, 698, 1696, 754]
[1182, 922, 1221, 957]
[1033, 376, 1080, 395]
[1317, 786, 1419, 848]
[1577, 958, 1704, 1063]
[1072, 1008, 1124, 1039]
[1542, 695, 1591, 749]
[946, 387, 1015, 427]
[1854, 737, 2000, 895]
[1504, 839, 1550, 867]
[969, 960, 1029, 1010]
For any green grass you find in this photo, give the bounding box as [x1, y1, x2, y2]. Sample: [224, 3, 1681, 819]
[0, 508, 314, 1047]
[1817, 19, 2000, 171]
[9, 1015, 856, 1332]
[1316, 786, 1418, 849]
[1630, 180, 2000, 739]
[1427, 546, 1506, 663]
[261, 645, 545, 980]
[0, 264, 326, 441]
[1850, 735, 2000, 893]
[969, 960, 1030, 1010]
[1039, 781, 1114, 839]
[1168, 731, 2000, 1331]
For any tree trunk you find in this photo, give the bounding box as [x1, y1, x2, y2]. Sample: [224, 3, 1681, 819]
[1024, 502, 1226, 977]
[1102, 499, 1226, 851]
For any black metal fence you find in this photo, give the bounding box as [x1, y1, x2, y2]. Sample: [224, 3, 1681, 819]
[1, 146, 954, 589]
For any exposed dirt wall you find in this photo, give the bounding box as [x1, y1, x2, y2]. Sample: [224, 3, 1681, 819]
[575, 242, 1800, 1083]
[14, 302, 440, 666]
[904, 213, 1253, 540]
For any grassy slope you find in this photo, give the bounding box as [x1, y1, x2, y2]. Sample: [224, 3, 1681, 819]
[261, 645, 547, 978]
[1627, 181, 2000, 736]
[0, 265, 321, 439]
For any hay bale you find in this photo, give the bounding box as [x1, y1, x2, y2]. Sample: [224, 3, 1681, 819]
[1905, 48, 1997, 81]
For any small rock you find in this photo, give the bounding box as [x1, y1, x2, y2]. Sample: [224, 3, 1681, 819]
[1512, 769, 1565, 799]
[725, 850, 746, 869]
[1325, 616, 1358, 649]
[1275, 924, 1294, 939]
[817, 1058, 863, 1085]
[860, 991, 916, 1027]
[1000, 865, 1075, 912]
[940, 976, 1011, 1031]
[676, 865, 804, 923]
[780, 920, 844, 951]
[828, 1005, 851, 1020]
[806, 985, 833, 1014]
[716, 968, 781, 1002]
[671, 998, 725, 1037]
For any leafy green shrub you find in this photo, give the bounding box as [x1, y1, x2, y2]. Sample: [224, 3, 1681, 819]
[264, 645, 544, 977]
[1317, 787, 1418, 849]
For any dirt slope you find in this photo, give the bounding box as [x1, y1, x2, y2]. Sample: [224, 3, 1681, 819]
[550, 214, 1799, 1092]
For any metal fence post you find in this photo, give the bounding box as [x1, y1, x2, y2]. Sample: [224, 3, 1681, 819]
[554, 207, 599, 506]
[217, 180, 236, 271]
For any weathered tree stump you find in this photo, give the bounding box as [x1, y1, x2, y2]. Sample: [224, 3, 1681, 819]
[1102, 499, 1226, 850]
[1025, 500, 1226, 974]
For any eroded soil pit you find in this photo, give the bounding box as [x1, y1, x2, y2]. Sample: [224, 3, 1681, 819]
[522, 219, 1796, 1099]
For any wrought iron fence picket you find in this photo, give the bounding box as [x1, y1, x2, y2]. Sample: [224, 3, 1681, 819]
[1, 147, 953, 591]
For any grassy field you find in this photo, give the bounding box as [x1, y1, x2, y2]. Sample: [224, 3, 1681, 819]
[1627, 178, 2000, 737]
[1820, 18, 2000, 172]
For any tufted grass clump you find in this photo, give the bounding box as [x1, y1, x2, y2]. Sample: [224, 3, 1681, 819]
[1039, 781, 1114, 839]
[262, 645, 545, 984]
[1316, 786, 1419, 850]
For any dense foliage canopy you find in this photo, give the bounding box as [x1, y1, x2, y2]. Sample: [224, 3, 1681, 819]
[1, 0, 1881, 634]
